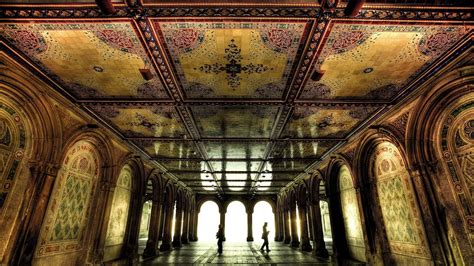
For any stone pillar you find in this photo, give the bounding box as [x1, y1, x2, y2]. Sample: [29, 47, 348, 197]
[247, 210, 254, 241]
[274, 209, 280, 241]
[158, 203, 166, 241]
[159, 201, 174, 251]
[181, 203, 190, 244]
[219, 210, 226, 241]
[172, 202, 183, 247]
[283, 209, 291, 244]
[191, 208, 199, 241]
[310, 199, 329, 258]
[143, 199, 162, 257]
[290, 205, 300, 247]
[307, 205, 314, 241]
[298, 203, 312, 251]
[10, 162, 60, 265]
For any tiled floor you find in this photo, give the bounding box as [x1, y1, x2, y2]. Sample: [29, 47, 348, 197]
[136, 240, 352, 265]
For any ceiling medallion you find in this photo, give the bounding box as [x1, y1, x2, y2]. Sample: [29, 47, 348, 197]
[195, 39, 273, 89]
[93, 66, 104, 72]
[363, 67, 374, 73]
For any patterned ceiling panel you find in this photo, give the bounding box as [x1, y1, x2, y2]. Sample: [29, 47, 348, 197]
[299, 23, 468, 100]
[191, 106, 279, 138]
[282, 105, 378, 138]
[204, 141, 269, 159]
[210, 161, 262, 172]
[269, 159, 308, 171]
[89, 105, 187, 138]
[154, 20, 308, 99]
[271, 140, 339, 159]
[0, 22, 169, 99]
[133, 140, 201, 159]
[160, 159, 203, 172]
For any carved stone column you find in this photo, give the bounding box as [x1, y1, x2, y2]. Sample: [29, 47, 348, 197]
[159, 201, 174, 251]
[158, 202, 166, 241]
[290, 205, 300, 247]
[307, 205, 314, 241]
[143, 199, 162, 257]
[247, 210, 254, 241]
[191, 208, 198, 241]
[283, 209, 291, 244]
[172, 202, 183, 247]
[298, 203, 312, 251]
[310, 199, 329, 258]
[274, 209, 280, 241]
[10, 161, 60, 265]
[181, 203, 190, 244]
[219, 210, 226, 241]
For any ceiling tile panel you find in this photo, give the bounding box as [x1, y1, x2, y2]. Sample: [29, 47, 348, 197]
[154, 20, 308, 99]
[271, 140, 339, 159]
[210, 161, 262, 172]
[282, 105, 378, 138]
[299, 23, 468, 100]
[89, 105, 187, 138]
[160, 159, 203, 172]
[204, 141, 268, 159]
[0, 22, 169, 99]
[191, 106, 279, 138]
[133, 140, 200, 159]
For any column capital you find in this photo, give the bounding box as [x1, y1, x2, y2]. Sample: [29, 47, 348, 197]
[28, 159, 60, 177]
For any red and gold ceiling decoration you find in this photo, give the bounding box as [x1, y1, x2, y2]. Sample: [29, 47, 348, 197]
[0, 1, 471, 195]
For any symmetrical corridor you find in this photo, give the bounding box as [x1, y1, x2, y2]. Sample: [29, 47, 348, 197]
[137, 242, 339, 265]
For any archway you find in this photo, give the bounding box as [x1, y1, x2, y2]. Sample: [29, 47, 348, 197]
[368, 141, 430, 263]
[320, 201, 332, 243]
[104, 165, 133, 261]
[138, 200, 153, 254]
[197, 201, 220, 241]
[253, 201, 275, 242]
[34, 140, 101, 265]
[225, 201, 247, 241]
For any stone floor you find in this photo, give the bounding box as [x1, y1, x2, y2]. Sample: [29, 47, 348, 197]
[132, 240, 363, 265]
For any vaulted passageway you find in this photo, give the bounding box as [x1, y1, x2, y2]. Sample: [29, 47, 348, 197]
[0, 1, 472, 265]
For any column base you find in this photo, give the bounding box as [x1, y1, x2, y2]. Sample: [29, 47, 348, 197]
[301, 243, 312, 252]
[181, 237, 189, 244]
[246, 237, 254, 241]
[283, 238, 291, 244]
[190, 237, 198, 242]
[291, 240, 300, 247]
[142, 247, 158, 258]
[172, 240, 182, 247]
[313, 247, 329, 258]
[159, 243, 171, 251]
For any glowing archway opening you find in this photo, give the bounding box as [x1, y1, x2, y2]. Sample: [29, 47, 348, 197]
[320, 200, 333, 243]
[170, 203, 177, 239]
[198, 201, 220, 241]
[252, 201, 275, 241]
[225, 201, 247, 241]
[138, 200, 152, 254]
[296, 204, 301, 242]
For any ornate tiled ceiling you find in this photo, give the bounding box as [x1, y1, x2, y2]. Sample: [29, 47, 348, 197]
[0, 1, 471, 195]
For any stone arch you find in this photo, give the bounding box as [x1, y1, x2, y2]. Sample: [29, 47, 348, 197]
[326, 156, 366, 262]
[197, 197, 223, 213]
[102, 156, 144, 262]
[408, 65, 474, 264]
[356, 129, 431, 264]
[0, 53, 60, 264]
[33, 138, 103, 265]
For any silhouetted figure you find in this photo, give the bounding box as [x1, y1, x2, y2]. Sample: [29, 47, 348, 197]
[260, 222, 270, 252]
[216, 224, 224, 254]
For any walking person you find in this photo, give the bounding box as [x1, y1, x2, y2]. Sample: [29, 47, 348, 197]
[216, 224, 224, 254]
[260, 222, 270, 252]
